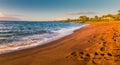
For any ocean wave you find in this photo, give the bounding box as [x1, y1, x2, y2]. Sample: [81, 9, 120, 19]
[0, 24, 87, 54]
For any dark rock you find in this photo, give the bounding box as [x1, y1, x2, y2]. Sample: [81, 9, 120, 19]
[107, 53, 112, 56]
[95, 52, 98, 55]
[79, 52, 84, 55]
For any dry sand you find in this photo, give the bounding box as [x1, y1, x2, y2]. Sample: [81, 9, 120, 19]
[0, 22, 120, 65]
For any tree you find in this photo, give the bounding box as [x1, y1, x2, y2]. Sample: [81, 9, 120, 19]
[94, 16, 99, 21]
[106, 14, 113, 17]
[115, 10, 120, 21]
[63, 10, 120, 23]
[118, 10, 120, 15]
[79, 16, 89, 22]
[67, 18, 71, 22]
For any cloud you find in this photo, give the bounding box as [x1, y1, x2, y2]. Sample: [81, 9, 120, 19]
[0, 17, 21, 21]
[0, 12, 22, 21]
[6, 14, 23, 17]
[66, 11, 97, 15]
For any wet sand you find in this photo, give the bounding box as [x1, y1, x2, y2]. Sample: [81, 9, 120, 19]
[0, 22, 120, 65]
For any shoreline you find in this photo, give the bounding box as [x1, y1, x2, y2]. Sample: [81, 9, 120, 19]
[0, 22, 120, 65]
[0, 24, 87, 55]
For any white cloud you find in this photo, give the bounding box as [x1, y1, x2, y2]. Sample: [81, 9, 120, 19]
[66, 11, 97, 15]
[0, 12, 4, 17]
[0, 12, 21, 21]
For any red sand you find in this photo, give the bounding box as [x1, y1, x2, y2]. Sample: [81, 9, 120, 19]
[0, 22, 120, 65]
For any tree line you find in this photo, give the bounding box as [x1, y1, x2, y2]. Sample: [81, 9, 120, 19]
[63, 10, 120, 23]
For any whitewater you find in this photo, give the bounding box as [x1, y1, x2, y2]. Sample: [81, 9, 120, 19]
[0, 21, 86, 54]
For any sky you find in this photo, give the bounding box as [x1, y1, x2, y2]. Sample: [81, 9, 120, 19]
[0, 0, 120, 21]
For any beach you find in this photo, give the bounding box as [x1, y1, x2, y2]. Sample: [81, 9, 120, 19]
[0, 22, 120, 65]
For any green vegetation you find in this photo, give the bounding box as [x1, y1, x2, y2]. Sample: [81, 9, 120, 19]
[63, 10, 120, 23]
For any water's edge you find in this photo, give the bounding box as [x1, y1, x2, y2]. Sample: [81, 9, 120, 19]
[0, 24, 88, 55]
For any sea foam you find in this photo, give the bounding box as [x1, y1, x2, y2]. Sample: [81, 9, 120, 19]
[0, 22, 87, 54]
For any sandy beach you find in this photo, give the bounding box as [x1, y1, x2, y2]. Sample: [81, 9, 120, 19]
[0, 22, 120, 65]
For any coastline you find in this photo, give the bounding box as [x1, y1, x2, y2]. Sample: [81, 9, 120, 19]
[0, 22, 120, 65]
[0, 23, 87, 55]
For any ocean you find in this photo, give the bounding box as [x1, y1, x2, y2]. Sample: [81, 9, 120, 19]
[0, 21, 86, 54]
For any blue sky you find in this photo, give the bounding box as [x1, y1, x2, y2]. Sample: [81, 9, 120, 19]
[0, 0, 120, 21]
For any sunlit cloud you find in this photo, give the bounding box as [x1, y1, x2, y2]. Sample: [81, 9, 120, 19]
[66, 11, 97, 15]
[0, 12, 22, 21]
[0, 17, 21, 21]
[53, 18, 67, 21]
[0, 12, 4, 17]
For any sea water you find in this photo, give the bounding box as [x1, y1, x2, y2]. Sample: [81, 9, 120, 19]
[0, 21, 86, 54]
